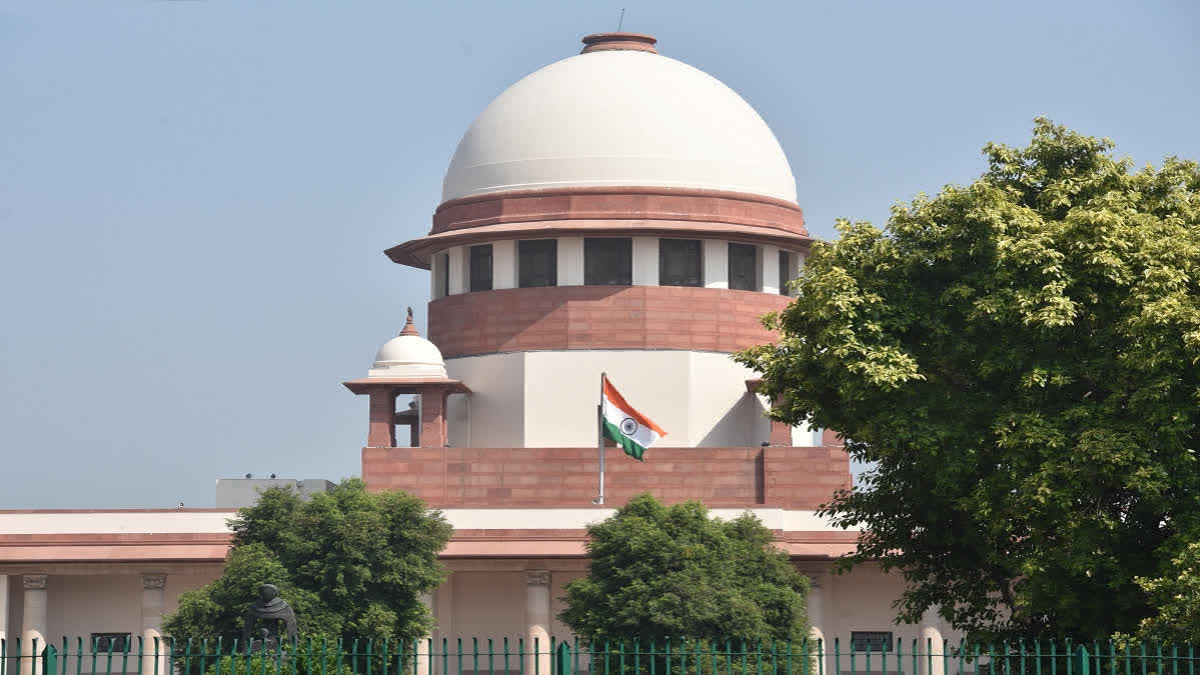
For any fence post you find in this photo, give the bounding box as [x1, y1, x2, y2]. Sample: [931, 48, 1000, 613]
[1079, 646, 1090, 675]
[42, 646, 55, 675]
[555, 642, 572, 675]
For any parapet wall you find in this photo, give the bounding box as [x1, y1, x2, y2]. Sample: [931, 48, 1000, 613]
[362, 445, 850, 509]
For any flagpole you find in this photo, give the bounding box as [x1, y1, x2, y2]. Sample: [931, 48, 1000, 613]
[595, 371, 606, 505]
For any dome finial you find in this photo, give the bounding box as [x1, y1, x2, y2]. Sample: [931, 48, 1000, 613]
[399, 307, 420, 337]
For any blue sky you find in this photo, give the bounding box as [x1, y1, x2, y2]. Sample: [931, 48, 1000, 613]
[1, 2, 1196, 508]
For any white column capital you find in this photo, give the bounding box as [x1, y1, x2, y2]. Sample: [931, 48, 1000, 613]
[142, 574, 167, 590]
[526, 570, 551, 586]
[22, 575, 47, 590]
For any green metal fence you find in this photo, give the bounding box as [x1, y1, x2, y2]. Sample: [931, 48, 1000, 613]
[2, 638, 1197, 675]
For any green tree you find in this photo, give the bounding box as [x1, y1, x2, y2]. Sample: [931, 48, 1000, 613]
[1117, 542, 1200, 645]
[736, 119, 1200, 642]
[164, 479, 452, 645]
[560, 493, 810, 643]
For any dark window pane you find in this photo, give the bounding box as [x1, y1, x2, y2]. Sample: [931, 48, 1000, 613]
[518, 240, 557, 288]
[778, 250, 791, 295]
[850, 632, 893, 653]
[469, 245, 493, 292]
[439, 253, 450, 297]
[584, 238, 632, 285]
[728, 243, 758, 291]
[91, 633, 132, 653]
[659, 239, 702, 287]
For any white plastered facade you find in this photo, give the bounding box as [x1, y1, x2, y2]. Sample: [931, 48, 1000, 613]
[444, 350, 775, 448]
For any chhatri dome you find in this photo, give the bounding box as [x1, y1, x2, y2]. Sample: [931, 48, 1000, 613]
[442, 33, 797, 204]
[367, 308, 447, 379]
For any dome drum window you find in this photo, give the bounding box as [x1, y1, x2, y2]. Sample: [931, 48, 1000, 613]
[659, 239, 703, 287]
[430, 239, 798, 297]
[518, 240, 558, 288]
[728, 243, 759, 292]
[584, 238, 633, 286]
[469, 245, 493, 292]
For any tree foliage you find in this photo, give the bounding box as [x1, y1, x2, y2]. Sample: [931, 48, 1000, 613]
[164, 479, 452, 644]
[736, 119, 1200, 641]
[1118, 542, 1200, 645]
[560, 493, 810, 642]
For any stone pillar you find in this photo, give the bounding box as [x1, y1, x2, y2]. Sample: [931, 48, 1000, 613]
[141, 574, 167, 675]
[631, 237, 659, 286]
[20, 575, 47, 675]
[430, 254, 445, 300]
[368, 390, 397, 448]
[433, 573, 454, 675]
[524, 571, 551, 675]
[702, 240, 728, 289]
[0, 574, 8, 646]
[919, 607, 945, 675]
[447, 247, 466, 295]
[416, 592, 433, 675]
[760, 245, 781, 294]
[558, 238, 584, 286]
[419, 389, 448, 448]
[806, 570, 830, 675]
[493, 241, 517, 290]
[763, 395, 791, 446]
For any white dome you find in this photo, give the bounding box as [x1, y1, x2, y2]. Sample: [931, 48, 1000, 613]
[369, 334, 447, 379]
[442, 47, 797, 203]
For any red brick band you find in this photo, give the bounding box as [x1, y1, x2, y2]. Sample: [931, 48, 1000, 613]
[385, 187, 810, 270]
[429, 285, 790, 358]
[431, 186, 807, 236]
[362, 446, 850, 510]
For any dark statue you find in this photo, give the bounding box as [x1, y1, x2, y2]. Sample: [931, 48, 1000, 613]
[242, 583, 298, 649]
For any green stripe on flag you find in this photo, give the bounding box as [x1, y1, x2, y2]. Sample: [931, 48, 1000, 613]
[602, 418, 646, 461]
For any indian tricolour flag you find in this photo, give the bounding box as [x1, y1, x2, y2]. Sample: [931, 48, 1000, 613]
[601, 377, 667, 461]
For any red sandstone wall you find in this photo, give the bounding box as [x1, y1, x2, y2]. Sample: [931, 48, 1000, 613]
[429, 286, 790, 358]
[430, 187, 807, 236]
[362, 446, 850, 509]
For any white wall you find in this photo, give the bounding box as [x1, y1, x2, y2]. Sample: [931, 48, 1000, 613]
[549, 572, 584, 640]
[164, 570, 222, 618]
[687, 351, 771, 446]
[447, 572, 525, 641]
[816, 563, 958, 674]
[455, 349, 767, 448]
[447, 349, 775, 448]
[446, 353, 526, 448]
[47, 575, 142, 651]
[522, 350, 690, 447]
